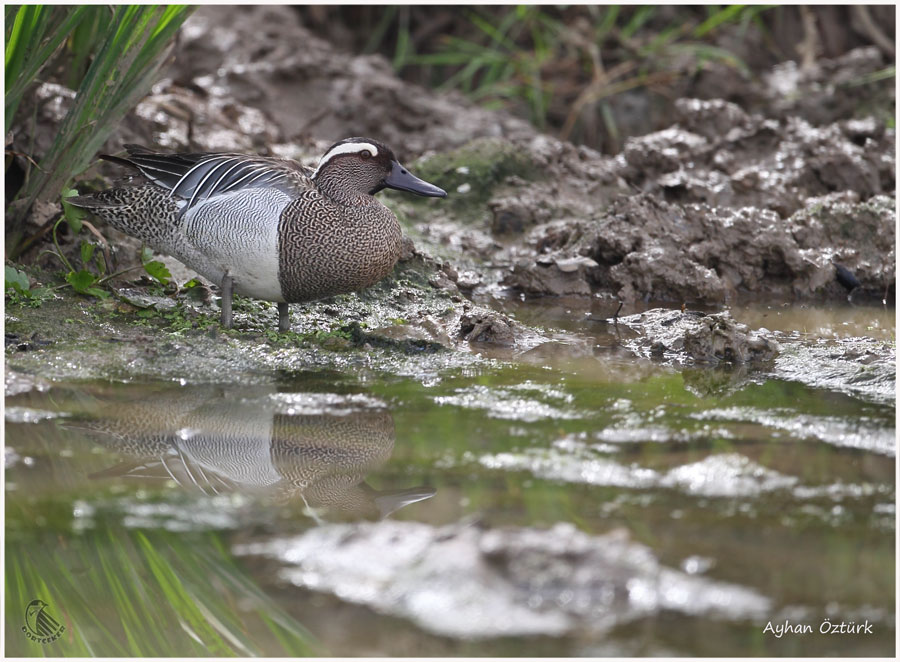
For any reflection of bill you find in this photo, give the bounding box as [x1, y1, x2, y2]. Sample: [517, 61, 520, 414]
[67, 386, 434, 520]
[23, 599, 65, 643]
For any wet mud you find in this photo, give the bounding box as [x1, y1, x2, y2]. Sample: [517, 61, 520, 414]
[5, 4, 894, 428]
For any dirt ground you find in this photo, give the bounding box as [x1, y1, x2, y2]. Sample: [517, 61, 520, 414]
[5, 5, 896, 365]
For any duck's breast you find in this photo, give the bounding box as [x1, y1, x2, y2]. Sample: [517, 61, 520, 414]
[278, 196, 402, 302]
[182, 188, 292, 300]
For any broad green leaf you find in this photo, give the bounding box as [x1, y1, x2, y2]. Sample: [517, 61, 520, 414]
[5, 265, 31, 292]
[65, 268, 99, 294]
[85, 286, 110, 298]
[29, 286, 53, 300]
[80, 241, 95, 265]
[61, 188, 86, 233]
[143, 260, 171, 285]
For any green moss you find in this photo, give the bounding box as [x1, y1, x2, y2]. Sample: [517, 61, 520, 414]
[385, 137, 536, 223]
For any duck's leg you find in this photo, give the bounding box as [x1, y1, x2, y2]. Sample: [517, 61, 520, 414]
[278, 302, 291, 333]
[220, 271, 233, 329]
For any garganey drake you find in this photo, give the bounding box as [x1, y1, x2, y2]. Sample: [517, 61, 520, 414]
[67, 138, 447, 331]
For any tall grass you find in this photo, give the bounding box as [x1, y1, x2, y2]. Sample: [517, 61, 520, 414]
[5, 5, 193, 254]
[4, 5, 89, 133]
[372, 5, 776, 148]
[5, 517, 319, 657]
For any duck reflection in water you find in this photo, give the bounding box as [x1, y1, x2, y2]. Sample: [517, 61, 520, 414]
[67, 386, 434, 521]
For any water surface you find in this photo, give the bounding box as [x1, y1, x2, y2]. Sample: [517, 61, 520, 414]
[5, 303, 895, 656]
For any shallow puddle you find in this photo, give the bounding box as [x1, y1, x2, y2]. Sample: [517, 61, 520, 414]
[4, 303, 895, 656]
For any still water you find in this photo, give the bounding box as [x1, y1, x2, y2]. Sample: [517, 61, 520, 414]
[5, 303, 895, 656]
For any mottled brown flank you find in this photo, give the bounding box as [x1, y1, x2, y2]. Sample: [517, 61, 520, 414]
[277, 190, 402, 302]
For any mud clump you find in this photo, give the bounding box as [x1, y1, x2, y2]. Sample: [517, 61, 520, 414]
[156, 6, 534, 157]
[787, 193, 895, 300]
[615, 309, 780, 366]
[489, 102, 894, 303]
[773, 336, 896, 406]
[458, 310, 519, 346]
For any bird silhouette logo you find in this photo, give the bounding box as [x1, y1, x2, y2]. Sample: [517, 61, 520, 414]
[22, 599, 65, 644]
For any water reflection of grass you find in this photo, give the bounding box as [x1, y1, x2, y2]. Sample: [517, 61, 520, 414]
[5, 510, 318, 657]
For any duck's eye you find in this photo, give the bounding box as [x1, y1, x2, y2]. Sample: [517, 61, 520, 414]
[359, 150, 372, 159]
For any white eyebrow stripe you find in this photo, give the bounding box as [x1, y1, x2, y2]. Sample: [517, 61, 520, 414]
[313, 141, 379, 177]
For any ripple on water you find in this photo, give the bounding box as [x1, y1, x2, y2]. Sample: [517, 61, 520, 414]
[480, 449, 659, 488]
[692, 407, 896, 456]
[434, 384, 580, 422]
[658, 453, 798, 497]
[478, 444, 801, 498]
[267, 391, 388, 414]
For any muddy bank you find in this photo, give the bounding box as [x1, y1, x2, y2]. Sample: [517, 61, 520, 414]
[4, 247, 595, 389]
[5, 6, 894, 400]
[406, 102, 895, 305]
[11, 7, 895, 305]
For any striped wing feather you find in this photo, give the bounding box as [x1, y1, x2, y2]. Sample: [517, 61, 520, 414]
[103, 145, 314, 209]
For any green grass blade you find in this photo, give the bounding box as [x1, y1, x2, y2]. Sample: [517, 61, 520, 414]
[694, 4, 746, 37]
[7, 4, 194, 251]
[622, 6, 656, 38]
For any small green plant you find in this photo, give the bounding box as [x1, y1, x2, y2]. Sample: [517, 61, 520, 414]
[37, 209, 109, 299]
[24, 188, 181, 300]
[140, 247, 172, 286]
[61, 186, 88, 233]
[4, 265, 52, 306]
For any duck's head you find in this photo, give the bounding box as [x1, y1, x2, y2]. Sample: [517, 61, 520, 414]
[313, 137, 447, 201]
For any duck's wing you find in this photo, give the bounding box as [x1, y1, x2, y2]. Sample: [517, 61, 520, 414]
[102, 145, 315, 211]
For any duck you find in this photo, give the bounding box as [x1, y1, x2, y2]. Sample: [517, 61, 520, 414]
[66, 138, 447, 331]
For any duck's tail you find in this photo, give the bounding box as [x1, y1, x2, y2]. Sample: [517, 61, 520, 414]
[63, 185, 182, 241]
[64, 191, 126, 209]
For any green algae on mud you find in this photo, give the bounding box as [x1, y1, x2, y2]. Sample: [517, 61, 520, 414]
[4, 253, 482, 382]
[400, 137, 537, 212]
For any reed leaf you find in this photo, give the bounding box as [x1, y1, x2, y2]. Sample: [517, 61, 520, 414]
[5, 519, 319, 657]
[6, 5, 194, 253]
[5, 5, 90, 133]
